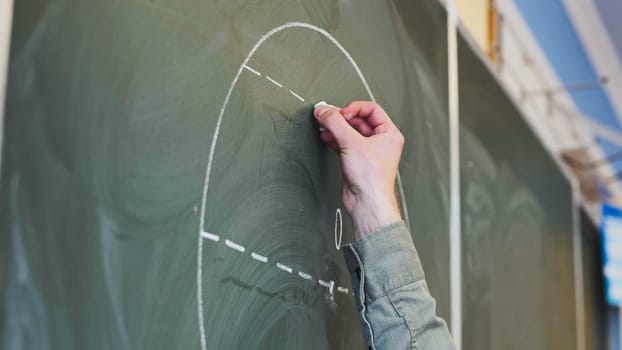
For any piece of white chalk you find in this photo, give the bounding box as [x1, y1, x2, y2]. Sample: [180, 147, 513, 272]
[314, 101, 327, 109]
[314, 101, 338, 109]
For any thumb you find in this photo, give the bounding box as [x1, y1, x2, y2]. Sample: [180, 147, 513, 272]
[314, 103, 359, 147]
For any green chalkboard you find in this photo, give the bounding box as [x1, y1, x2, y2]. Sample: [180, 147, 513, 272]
[0, 1, 450, 349]
[458, 35, 577, 349]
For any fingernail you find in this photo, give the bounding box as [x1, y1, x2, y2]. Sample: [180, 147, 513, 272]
[314, 102, 330, 117]
[314, 101, 341, 120]
[319, 127, 327, 132]
[341, 110, 352, 120]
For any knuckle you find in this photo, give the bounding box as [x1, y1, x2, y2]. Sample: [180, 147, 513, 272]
[319, 108, 338, 122]
[394, 131, 405, 146]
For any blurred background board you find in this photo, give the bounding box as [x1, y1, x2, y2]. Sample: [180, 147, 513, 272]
[458, 34, 577, 349]
[580, 209, 609, 350]
[0, 0, 450, 349]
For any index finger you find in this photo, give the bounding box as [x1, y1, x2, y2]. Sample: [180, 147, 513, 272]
[340, 101, 395, 129]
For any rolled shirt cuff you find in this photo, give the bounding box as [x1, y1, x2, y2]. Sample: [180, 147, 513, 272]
[342, 221, 426, 304]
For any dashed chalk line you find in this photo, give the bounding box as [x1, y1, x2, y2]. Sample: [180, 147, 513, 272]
[251, 252, 268, 263]
[288, 89, 305, 102]
[244, 64, 308, 103]
[265, 75, 283, 88]
[201, 233, 350, 301]
[224, 239, 245, 253]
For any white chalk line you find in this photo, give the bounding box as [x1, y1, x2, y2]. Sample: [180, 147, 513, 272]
[243, 65, 261, 76]
[202, 234, 350, 298]
[251, 252, 268, 263]
[319, 279, 336, 295]
[337, 286, 349, 294]
[276, 262, 293, 274]
[334, 208, 343, 250]
[288, 89, 305, 102]
[298, 271, 313, 280]
[225, 239, 245, 253]
[265, 75, 283, 88]
[244, 64, 307, 103]
[197, 22, 409, 350]
[200, 231, 220, 242]
[318, 279, 333, 288]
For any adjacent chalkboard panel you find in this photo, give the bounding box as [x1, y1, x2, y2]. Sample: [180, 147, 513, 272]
[0, 1, 450, 349]
[458, 35, 577, 349]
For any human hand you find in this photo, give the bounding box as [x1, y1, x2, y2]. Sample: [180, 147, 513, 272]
[313, 101, 404, 240]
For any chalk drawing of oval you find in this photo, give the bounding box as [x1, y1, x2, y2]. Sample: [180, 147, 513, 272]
[334, 208, 343, 250]
[196, 22, 409, 349]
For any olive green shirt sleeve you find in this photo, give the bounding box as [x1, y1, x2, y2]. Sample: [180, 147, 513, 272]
[343, 221, 456, 350]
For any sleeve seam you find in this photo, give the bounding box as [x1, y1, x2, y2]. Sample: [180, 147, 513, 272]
[386, 288, 417, 350]
[366, 277, 426, 309]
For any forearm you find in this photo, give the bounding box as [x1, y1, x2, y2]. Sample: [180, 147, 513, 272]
[313, 101, 453, 348]
[343, 221, 456, 350]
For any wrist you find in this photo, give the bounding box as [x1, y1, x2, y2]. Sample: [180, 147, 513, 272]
[350, 193, 402, 240]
